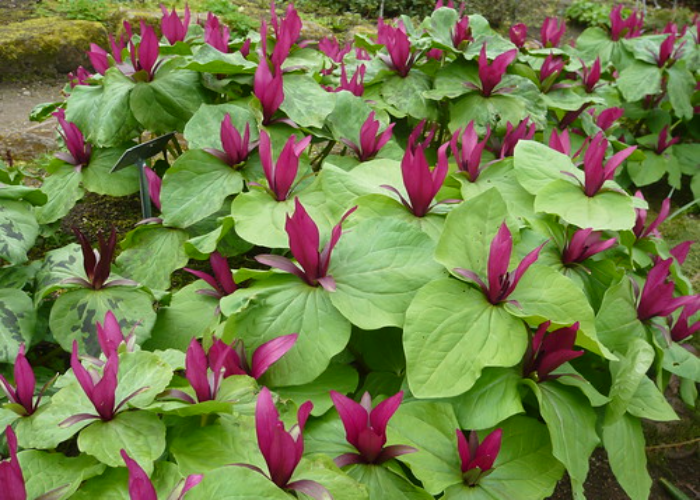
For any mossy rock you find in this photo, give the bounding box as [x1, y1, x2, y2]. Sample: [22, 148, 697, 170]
[0, 17, 107, 81]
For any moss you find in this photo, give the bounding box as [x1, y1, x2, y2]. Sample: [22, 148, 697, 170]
[0, 17, 107, 81]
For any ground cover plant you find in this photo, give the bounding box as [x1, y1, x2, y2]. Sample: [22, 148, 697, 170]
[0, 1, 699, 499]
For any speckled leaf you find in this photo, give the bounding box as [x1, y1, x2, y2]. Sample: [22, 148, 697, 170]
[0, 200, 38, 265]
[0, 289, 35, 363]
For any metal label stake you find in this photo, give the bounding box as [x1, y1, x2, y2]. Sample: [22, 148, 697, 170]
[110, 132, 176, 219]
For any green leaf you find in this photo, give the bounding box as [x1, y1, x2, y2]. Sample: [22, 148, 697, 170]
[49, 287, 156, 356]
[526, 381, 599, 487]
[72, 461, 186, 500]
[541, 88, 591, 111]
[602, 414, 651, 500]
[535, 179, 636, 231]
[114, 350, 174, 409]
[116, 226, 189, 290]
[627, 376, 678, 421]
[183, 102, 258, 150]
[0, 200, 38, 265]
[627, 152, 669, 187]
[617, 61, 662, 102]
[18, 450, 105, 500]
[280, 74, 337, 128]
[82, 145, 140, 197]
[33, 244, 85, 302]
[666, 64, 695, 121]
[0, 289, 35, 363]
[35, 164, 84, 224]
[662, 342, 700, 382]
[0, 184, 47, 205]
[161, 149, 244, 228]
[330, 217, 443, 330]
[507, 265, 609, 358]
[230, 191, 296, 248]
[435, 188, 511, 277]
[404, 279, 528, 398]
[295, 455, 370, 500]
[606, 339, 655, 423]
[221, 277, 352, 386]
[183, 44, 257, 74]
[449, 93, 532, 134]
[326, 91, 376, 145]
[64, 84, 103, 139]
[351, 194, 446, 241]
[275, 364, 359, 416]
[130, 68, 211, 134]
[552, 364, 609, 407]
[183, 465, 292, 499]
[346, 464, 433, 500]
[513, 141, 578, 195]
[382, 72, 437, 120]
[443, 416, 564, 500]
[427, 60, 476, 101]
[89, 69, 141, 147]
[595, 279, 646, 354]
[449, 367, 525, 430]
[145, 281, 220, 351]
[78, 411, 166, 473]
[386, 401, 462, 494]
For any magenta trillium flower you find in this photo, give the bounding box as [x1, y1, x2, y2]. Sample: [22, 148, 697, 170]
[549, 128, 572, 156]
[456, 428, 502, 486]
[319, 36, 352, 64]
[540, 17, 566, 48]
[377, 21, 417, 77]
[561, 228, 617, 266]
[184, 251, 238, 300]
[258, 131, 311, 201]
[474, 44, 517, 97]
[269, 2, 302, 67]
[208, 334, 298, 380]
[68, 66, 92, 88]
[509, 23, 528, 48]
[254, 53, 284, 125]
[341, 111, 395, 161]
[143, 166, 162, 212]
[578, 132, 636, 197]
[160, 4, 190, 45]
[121, 449, 202, 500]
[670, 302, 700, 343]
[127, 22, 160, 81]
[452, 16, 473, 48]
[64, 228, 117, 290]
[256, 198, 356, 292]
[580, 58, 601, 93]
[247, 387, 330, 499]
[382, 131, 449, 217]
[204, 13, 230, 53]
[455, 222, 546, 305]
[53, 108, 91, 170]
[654, 34, 684, 68]
[593, 107, 624, 131]
[324, 64, 366, 96]
[633, 192, 670, 240]
[522, 321, 584, 382]
[204, 114, 254, 168]
[637, 258, 697, 322]
[330, 390, 417, 467]
[0, 345, 51, 417]
[655, 125, 680, 154]
[500, 117, 536, 158]
[1, 427, 26, 500]
[182, 339, 227, 403]
[97, 311, 134, 359]
[450, 121, 490, 182]
[539, 53, 565, 92]
[610, 5, 644, 41]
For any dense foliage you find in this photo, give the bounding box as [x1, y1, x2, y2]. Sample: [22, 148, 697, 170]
[1, 1, 699, 499]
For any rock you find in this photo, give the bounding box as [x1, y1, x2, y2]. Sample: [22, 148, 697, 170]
[300, 19, 334, 41]
[0, 17, 108, 81]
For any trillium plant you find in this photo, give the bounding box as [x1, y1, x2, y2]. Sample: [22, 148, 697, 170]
[1, 1, 699, 499]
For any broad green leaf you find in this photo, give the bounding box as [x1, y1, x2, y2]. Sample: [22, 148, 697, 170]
[513, 141, 578, 195]
[145, 281, 220, 351]
[326, 91, 376, 145]
[161, 150, 244, 228]
[435, 188, 511, 277]
[627, 376, 678, 421]
[596, 279, 646, 354]
[114, 350, 174, 409]
[386, 401, 462, 494]
[64, 84, 103, 139]
[230, 191, 295, 248]
[443, 416, 564, 500]
[72, 461, 186, 500]
[382, 72, 436, 120]
[627, 152, 669, 187]
[221, 277, 352, 386]
[280, 74, 337, 128]
[183, 465, 292, 499]
[404, 279, 528, 398]
[526, 381, 599, 487]
[82, 145, 140, 197]
[449, 93, 532, 134]
[507, 265, 608, 358]
[662, 342, 700, 382]
[35, 164, 84, 224]
[617, 61, 662, 102]
[606, 339, 655, 423]
[89, 69, 140, 147]
[541, 88, 591, 111]
[0, 184, 46, 205]
[142, 399, 233, 417]
[346, 464, 433, 500]
[427, 60, 476, 101]
[449, 367, 525, 430]
[535, 179, 636, 231]
[602, 414, 651, 500]
[183, 102, 258, 150]
[305, 409, 359, 458]
[116, 225, 189, 290]
[78, 411, 166, 473]
[130, 68, 211, 134]
[33, 244, 85, 302]
[18, 450, 105, 500]
[171, 414, 262, 475]
[183, 44, 257, 74]
[275, 364, 359, 416]
[552, 364, 609, 407]
[49, 287, 155, 356]
[330, 217, 443, 330]
[313, 165, 384, 221]
[666, 64, 695, 121]
[295, 455, 370, 500]
[0, 289, 35, 363]
[0, 200, 38, 265]
[351, 194, 445, 242]
[427, 8, 460, 49]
